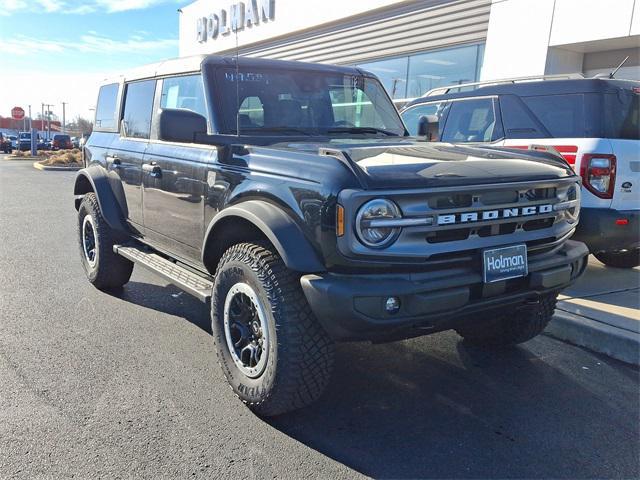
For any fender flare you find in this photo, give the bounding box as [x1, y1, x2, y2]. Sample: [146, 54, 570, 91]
[203, 200, 326, 273]
[73, 165, 129, 233]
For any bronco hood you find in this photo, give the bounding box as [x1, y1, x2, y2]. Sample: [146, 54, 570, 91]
[334, 142, 575, 189]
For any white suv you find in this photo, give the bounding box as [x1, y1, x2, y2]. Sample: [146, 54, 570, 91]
[401, 76, 639, 268]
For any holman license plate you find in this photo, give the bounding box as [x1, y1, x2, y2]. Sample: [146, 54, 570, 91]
[482, 244, 528, 283]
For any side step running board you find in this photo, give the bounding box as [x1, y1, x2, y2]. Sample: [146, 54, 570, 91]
[114, 245, 213, 302]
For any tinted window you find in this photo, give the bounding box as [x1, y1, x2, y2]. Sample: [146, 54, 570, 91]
[122, 80, 156, 139]
[160, 75, 208, 119]
[499, 95, 548, 139]
[605, 90, 640, 140]
[401, 101, 449, 136]
[95, 83, 119, 131]
[522, 94, 584, 138]
[441, 98, 500, 143]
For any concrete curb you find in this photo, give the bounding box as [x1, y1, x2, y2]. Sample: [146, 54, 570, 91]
[5, 155, 43, 161]
[33, 161, 81, 171]
[545, 310, 640, 366]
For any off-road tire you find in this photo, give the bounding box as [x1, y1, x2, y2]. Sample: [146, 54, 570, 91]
[211, 242, 334, 416]
[77, 193, 133, 289]
[594, 250, 640, 269]
[455, 293, 558, 347]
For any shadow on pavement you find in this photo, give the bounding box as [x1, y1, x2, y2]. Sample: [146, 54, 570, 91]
[268, 338, 639, 479]
[114, 281, 212, 334]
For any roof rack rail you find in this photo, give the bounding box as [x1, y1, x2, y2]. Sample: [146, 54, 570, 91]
[422, 73, 585, 97]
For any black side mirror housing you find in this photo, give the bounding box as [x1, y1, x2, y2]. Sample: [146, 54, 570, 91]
[158, 108, 207, 143]
[417, 115, 439, 142]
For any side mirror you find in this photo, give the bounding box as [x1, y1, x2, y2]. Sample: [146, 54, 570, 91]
[158, 109, 207, 143]
[417, 115, 439, 142]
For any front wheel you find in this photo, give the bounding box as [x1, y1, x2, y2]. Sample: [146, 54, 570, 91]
[211, 242, 334, 416]
[594, 250, 640, 269]
[455, 294, 558, 347]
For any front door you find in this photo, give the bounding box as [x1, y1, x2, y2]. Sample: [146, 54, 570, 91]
[141, 74, 212, 263]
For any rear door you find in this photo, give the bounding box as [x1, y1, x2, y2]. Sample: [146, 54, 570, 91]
[109, 79, 156, 228]
[141, 74, 213, 263]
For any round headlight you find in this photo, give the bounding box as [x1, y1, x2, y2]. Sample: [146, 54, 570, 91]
[355, 198, 401, 248]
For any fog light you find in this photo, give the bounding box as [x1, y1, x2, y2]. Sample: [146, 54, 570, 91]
[385, 296, 401, 314]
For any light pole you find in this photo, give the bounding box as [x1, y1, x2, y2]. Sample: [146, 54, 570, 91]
[28, 105, 32, 130]
[45, 104, 52, 140]
[62, 102, 67, 134]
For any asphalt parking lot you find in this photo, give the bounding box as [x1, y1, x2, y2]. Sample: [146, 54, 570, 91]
[1, 156, 639, 479]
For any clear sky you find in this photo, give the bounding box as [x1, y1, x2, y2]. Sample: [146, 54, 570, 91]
[0, 0, 183, 122]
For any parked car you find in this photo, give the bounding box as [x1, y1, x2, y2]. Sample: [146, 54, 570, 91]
[0, 132, 13, 153]
[75, 55, 588, 415]
[52, 134, 73, 150]
[18, 132, 34, 151]
[37, 138, 51, 150]
[401, 76, 640, 268]
[9, 135, 17, 149]
[71, 136, 80, 148]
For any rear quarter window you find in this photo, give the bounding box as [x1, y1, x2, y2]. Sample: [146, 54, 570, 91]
[605, 90, 639, 140]
[522, 94, 584, 138]
[94, 83, 120, 132]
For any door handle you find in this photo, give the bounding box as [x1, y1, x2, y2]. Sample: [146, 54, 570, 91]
[143, 162, 162, 178]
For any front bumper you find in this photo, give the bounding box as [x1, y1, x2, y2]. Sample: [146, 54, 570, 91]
[573, 208, 639, 253]
[301, 240, 589, 342]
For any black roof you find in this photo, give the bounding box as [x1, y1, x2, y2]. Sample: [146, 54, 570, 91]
[404, 78, 639, 108]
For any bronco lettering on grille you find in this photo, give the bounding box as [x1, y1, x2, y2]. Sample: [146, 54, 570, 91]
[437, 204, 553, 226]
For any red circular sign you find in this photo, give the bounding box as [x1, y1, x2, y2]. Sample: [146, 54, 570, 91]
[11, 107, 25, 120]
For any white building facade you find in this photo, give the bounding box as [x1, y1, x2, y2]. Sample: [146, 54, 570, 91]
[179, 0, 640, 101]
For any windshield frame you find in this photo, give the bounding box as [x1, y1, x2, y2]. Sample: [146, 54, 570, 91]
[204, 64, 409, 138]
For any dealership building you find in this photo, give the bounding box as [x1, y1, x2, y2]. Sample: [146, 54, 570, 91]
[179, 0, 639, 102]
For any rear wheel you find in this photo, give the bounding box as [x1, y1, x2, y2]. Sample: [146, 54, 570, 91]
[211, 242, 334, 416]
[77, 193, 133, 289]
[594, 250, 640, 269]
[456, 294, 558, 347]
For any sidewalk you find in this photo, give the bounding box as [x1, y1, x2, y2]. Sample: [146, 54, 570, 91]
[545, 257, 640, 365]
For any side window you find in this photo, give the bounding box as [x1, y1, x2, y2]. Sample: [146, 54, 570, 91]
[122, 80, 156, 139]
[160, 75, 208, 119]
[441, 98, 500, 143]
[499, 95, 548, 139]
[95, 83, 119, 131]
[238, 96, 264, 127]
[522, 94, 585, 138]
[401, 102, 449, 136]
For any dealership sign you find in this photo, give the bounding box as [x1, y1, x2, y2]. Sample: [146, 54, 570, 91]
[197, 0, 275, 43]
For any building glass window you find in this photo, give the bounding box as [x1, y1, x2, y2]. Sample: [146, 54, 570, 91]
[406, 44, 480, 98]
[355, 43, 485, 102]
[356, 56, 409, 100]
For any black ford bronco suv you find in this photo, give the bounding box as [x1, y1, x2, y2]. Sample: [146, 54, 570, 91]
[75, 55, 588, 416]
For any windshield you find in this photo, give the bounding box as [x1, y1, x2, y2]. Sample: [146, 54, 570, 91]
[19, 133, 30, 139]
[210, 67, 406, 136]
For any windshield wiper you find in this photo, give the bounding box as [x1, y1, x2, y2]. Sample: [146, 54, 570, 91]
[241, 126, 314, 136]
[325, 127, 399, 136]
